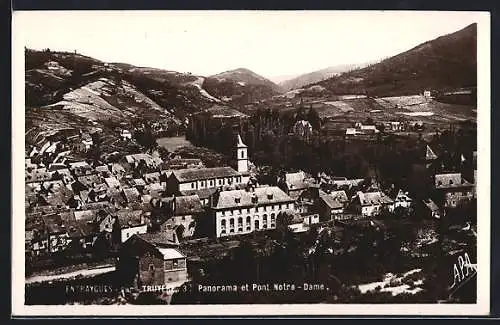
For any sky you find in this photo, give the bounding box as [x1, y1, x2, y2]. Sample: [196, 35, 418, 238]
[14, 11, 481, 81]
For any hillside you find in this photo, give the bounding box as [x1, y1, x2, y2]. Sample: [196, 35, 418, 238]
[24, 49, 214, 117]
[311, 23, 477, 98]
[279, 63, 366, 91]
[203, 68, 283, 106]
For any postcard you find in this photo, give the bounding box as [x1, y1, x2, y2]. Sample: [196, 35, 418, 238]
[12, 10, 490, 316]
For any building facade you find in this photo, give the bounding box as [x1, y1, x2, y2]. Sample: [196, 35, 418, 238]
[211, 186, 296, 238]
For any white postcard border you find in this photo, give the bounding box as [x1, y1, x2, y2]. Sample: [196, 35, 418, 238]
[11, 10, 491, 316]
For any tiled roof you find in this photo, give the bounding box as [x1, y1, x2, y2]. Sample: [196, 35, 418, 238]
[180, 187, 218, 200]
[332, 178, 364, 188]
[137, 232, 179, 247]
[69, 161, 93, 175]
[284, 171, 309, 190]
[127, 201, 153, 212]
[157, 247, 185, 260]
[172, 166, 240, 183]
[435, 173, 472, 189]
[115, 209, 144, 229]
[77, 174, 104, 188]
[330, 190, 349, 203]
[60, 210, 85, 238]
[25, 168, 54, 183]
[319, 192, 344, 209]
[213, 186, 293, 209]
[143, 172, 160, 184]
[95, 165, 110, 175]
[104, 177, 121, 190]
[74, 209, 98, 222]
[83, 201, 112, 211]
[122, 187, 140, 202]
[356, 191, 394, 206]
[124, 153, 163, 166]
[109, 163, 126, 175]
[172, 195, 203, 215]
[132, 178, 147, 187]
[145, 183, 164, 192]
[41, 213, 66, 234]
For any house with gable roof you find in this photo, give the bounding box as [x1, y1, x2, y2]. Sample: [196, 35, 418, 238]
[160, 195, 203, 239]
[350, 190, 395, 217]
[117, 232, 187, 287]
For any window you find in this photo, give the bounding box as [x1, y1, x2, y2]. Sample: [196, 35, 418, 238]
[271, 213, 275, 221]
[173, 260, 178, 268]
[230, 229, 235, 233]
[221, 229, 226, 235]
[238, 217, 243, 226]
[201, 181, 205, 187]
[246, 216, 251, 224]
[191, 182, 195, 189]
[254, 220, 260, 230]
[210, 180, 214, 186]
[229, 218, 235, 228]
[219, 179, 222, 185]
[221, 219, 226, 230]
[149, 264, 155, 272]
[241, 151, 245, 158]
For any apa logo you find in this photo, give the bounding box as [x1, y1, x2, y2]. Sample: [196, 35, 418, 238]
[448, 251, 477, 297]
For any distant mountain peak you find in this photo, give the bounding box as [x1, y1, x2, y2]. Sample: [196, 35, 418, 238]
[209, 67, 283, 95]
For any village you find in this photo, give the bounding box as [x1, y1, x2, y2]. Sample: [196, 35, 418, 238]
[24, 94, 478, 304]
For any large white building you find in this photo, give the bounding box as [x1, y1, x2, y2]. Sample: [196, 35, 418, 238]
[211, 186, 296, 238]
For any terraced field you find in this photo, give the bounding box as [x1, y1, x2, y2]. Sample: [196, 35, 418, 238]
[313, 95, 475, 129]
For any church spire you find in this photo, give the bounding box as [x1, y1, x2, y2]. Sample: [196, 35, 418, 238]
[235, 134, 248, 173]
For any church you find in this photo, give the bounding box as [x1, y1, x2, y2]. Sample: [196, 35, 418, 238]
[166, 134, 251, 199]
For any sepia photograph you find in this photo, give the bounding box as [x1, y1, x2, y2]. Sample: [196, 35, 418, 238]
[12, 10, 490, 316]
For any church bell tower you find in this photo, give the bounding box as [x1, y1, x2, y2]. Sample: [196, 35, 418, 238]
[236, 134, 248, 173]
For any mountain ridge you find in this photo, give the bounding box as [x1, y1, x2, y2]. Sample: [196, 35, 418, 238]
[307, 23, 477, 97]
